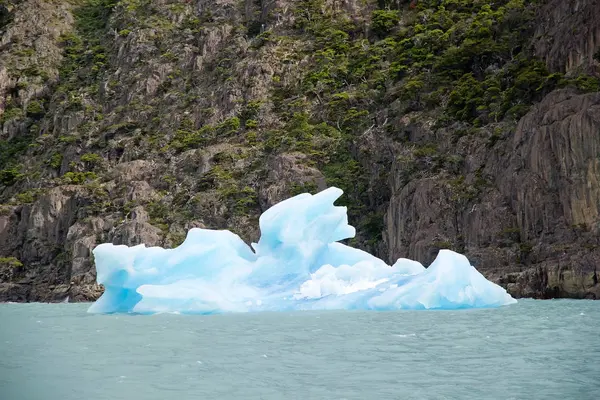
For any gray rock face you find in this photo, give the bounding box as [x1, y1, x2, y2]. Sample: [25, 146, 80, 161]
[0, 0, 73, 138]
[533, 0, 600, 76]
[1, 0, 599, 303]
[0, 186, 91, 301]
[498, 89, 600, 298]
[110, 206, 163, 247]
[385, 88, 600, 299]
[259, 152, 327, 210]
[381, 0, 600, 299]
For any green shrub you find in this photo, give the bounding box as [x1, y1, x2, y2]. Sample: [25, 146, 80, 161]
[171, 124, 214, 151]
[432, 240, 453, 249]
[246, 131, 258, 145]
[61, 171, 97, 184]
[80, 153, 103, 167]
[15, 189, 40, 204]
[15, 47, 36, 57]
[217, 117, 241, 135]
[26, 101, 44, 117]
[231, 186, 258, 215]
[371, 10, 400, 37]
[58, 135, 78, 144]
[289, 182, 318, 196]
[413, 145, 438, 158]
[571, 75, 600, 92]
[161, 51, 177, 61]
[241, 101, 262, 122]
[0, 134, 33, 170]
[245, 119, 258, 129]
[147, 201, 169, 222]
[0, 167, 23, 186]
[0, 107, 23, 123]
[251, 30, 274, 48]
[48, 153, 63, 169]
[0, 257, 23, 268]
[447, 73, 484, 121]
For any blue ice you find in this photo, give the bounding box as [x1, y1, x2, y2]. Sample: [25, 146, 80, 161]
[88, 187, 517, 314]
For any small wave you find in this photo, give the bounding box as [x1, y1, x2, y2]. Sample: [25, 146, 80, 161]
[394, 333, 416, 338]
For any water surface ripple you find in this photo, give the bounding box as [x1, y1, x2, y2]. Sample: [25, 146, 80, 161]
[0, 300, 598, 399]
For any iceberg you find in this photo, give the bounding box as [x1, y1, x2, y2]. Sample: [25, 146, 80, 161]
[88, 187, 516, 314]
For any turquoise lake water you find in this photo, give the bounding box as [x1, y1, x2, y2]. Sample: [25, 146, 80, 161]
[0, 300, 598, 400]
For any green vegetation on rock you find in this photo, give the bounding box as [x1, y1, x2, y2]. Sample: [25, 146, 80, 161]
[1, 0, 599, 301]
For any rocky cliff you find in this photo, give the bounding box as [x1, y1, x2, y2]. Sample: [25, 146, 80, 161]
[1, 0, 599, 301]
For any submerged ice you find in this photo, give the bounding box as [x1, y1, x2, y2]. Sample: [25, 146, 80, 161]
[88, 187, 516, 314]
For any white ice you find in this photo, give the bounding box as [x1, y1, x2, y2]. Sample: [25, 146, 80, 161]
[87, 187, 516, 314]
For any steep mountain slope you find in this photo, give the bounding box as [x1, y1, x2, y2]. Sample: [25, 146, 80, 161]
[1, 0, 599, 301]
